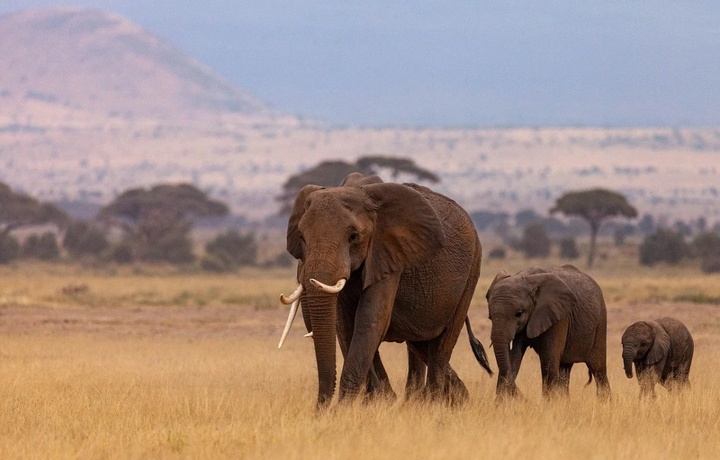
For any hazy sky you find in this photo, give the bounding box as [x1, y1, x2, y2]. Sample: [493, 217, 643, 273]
[2, 1, 719, 127]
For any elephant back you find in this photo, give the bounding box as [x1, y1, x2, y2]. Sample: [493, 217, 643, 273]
[656, 317, 694, 369]
[402, 183, 480, 254]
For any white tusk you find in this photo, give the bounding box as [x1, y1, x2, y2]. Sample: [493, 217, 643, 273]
[309, 278, 346, 294]
[304, 331, 313, 338]
[277, 299, 300, 349]
[280, 284, 303, 305]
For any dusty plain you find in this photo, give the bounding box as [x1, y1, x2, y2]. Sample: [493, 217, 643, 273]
[1, 247, 719, 459]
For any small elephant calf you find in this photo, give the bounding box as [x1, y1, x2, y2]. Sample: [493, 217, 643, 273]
[621, 317, 694, 397]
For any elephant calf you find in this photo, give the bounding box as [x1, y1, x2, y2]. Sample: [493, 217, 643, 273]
[486, 265, 610, 399]
[621, 317, 694, 397]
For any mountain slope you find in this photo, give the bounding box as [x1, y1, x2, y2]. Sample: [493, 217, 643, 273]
[0, 8, 273, 119]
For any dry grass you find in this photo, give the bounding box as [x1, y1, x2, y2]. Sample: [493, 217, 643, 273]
[0, 260, 719, 458]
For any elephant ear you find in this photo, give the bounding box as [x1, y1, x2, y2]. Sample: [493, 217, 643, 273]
[360, 183, 445, 288]
[646, 321, 671, 365]
[486, 270, 511, 300]
[525, 273, 577, 339]
[286, 184, 324, 259]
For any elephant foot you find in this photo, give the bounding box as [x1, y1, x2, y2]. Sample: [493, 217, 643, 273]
[542, 384, 570, 400]
[596, 385, 612, 401]
[365, 385, 397, 403]
[443, 379, 469, 406]
[495, 382, 522, 402]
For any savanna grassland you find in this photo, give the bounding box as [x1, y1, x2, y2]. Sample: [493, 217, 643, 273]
[1, 245, 720, 459]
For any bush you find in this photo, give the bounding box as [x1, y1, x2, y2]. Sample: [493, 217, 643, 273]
[559, 237, 579, 259]
[22, 235, 40, 258]
[110, 242, 134, 264]
[63, 221, 109, 258]
[487, 246, 507, 260]
[261, 251, 295, 268]
[200, 254, 232, 272]
[0, 235, 21, 264]
[520, 222, 551, 258]
[144, 235, 195, 264]
[23, 232, 60, 260]
[693, 232, 720, 273]
[701, 256, 720, 274]
[639, 229, 689, 266]
[205, 230, 257, 268]
[692, 232, 720, 257]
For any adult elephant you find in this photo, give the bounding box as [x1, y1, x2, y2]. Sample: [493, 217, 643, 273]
[486, 265, 610, 399]
[279, 173, 491, 408]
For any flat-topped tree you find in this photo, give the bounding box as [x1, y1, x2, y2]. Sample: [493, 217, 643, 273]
[98, 183, 228, 263]
[0, 181, 68, 239]
[276, 155, 439, 215]
[551, 188, 638, 268]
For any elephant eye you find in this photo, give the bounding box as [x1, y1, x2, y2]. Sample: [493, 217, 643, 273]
[349, 230, 360, 243]
[515, 310, 523, 318]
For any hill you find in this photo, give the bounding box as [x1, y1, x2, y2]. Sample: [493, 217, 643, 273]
[0, 8, 719, 224]
[0, 7, 273, 119]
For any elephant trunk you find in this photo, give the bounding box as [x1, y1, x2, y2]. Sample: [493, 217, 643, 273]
[491, 328, 516, 396]
[305, 291, 338, 408]
[302, 254, 346, 409]
[622, 345, 636, 379]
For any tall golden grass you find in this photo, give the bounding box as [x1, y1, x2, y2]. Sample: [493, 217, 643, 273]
[0, 254, 719, 458]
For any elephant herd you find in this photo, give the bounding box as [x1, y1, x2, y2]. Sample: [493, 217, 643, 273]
[277, 174, 694, 408]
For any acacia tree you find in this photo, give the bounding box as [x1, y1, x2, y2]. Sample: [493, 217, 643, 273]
[98, 183, 228, 263]
[0, 182, 68, 262]
[276, 155, 440, 215]
[550, 188, 637, 268]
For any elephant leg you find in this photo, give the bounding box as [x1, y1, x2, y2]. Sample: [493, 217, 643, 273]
[537, 322, 568, 398]
[425, 328, 464, 403]
[405, 343, 427, 398]
[587, 321, 611, 400]
[443, 365, 469, 405]
[338, 274, 399, 401]
[510, 340, 528, 380]
[558, 363, 573, 395]
[407, 341, 467, 404]
[366, 351, 397, 400]
[637, 369, 657, 399]
[337, 283, 395, 400]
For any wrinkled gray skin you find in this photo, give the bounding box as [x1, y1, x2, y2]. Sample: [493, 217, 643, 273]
[486, 265, 611, 399]
[621, 317, 694, 397]
[288, 173, 489, 408]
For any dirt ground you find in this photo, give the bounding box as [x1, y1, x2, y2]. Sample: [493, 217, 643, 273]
[0, 304, 283, 339]
[1, 301, 718, 347]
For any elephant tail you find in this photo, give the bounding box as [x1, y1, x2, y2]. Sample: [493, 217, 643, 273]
[465, 317, 493, 376]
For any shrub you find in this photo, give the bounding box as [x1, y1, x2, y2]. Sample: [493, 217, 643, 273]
[692, 232, 720, 257]
[559, 237, 579, 259]
[144, 235, 195, 264]
[205, 230, 257, 268]
[0, 235, 21, 264]
[519, 222, 551, 258]
[200, 254, 232, 272]
[688, 232, 720, 273]
[63, 221, 109, 258]
[110, 242, 134, 264]
[22, 235, 40, 258]
[35, 232, 60, 260]
[487, 246, 507, 260]
[701, 256, 720, 274]
[639, 228, 689, 266]
[261, 251, 295, 268]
